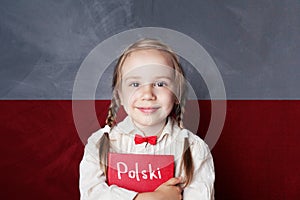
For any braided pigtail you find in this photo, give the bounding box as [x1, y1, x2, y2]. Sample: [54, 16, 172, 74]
[98, 131, 110, 175]
[106, 91, 120, 127]
[174, 97, 186, 129]
[99, 91, 120, 175]
[176, 100, 194, 188]
[181, 137, 194, 188]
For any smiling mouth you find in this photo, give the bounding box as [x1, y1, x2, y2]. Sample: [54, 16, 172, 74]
[137, 107, 159, 114]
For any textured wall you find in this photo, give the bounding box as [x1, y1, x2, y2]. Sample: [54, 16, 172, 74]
[1, 0, 299, 99]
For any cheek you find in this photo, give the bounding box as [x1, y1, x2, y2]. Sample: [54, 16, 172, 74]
[159, 90, 176, 105]
[120, 90, 137, 107]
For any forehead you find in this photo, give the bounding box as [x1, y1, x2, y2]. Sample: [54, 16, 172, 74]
[121, 49, 174, 76]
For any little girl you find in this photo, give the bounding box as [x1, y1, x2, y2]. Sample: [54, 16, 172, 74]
[79, 39, 215, 200]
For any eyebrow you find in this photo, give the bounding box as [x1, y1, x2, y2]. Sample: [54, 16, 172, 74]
[124, 76, 142, 82]
[124, 76, 173, 82]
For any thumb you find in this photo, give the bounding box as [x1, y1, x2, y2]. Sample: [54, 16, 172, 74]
[165, 177, 181, 186]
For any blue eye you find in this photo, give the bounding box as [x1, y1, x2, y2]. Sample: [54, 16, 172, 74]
[154, 81, 167, 87]
[129, 82, 140, 87]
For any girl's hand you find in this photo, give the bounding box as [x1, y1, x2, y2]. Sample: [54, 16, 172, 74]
[134, 177, 183, 200]
[154, 177, 183, 200]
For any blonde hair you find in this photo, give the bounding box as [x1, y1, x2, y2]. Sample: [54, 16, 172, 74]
[99, 38, 194, 187]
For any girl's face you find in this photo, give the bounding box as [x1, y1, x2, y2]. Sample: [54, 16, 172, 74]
[118, 49, 177, 134]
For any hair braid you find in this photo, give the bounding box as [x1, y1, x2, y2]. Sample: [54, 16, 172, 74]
[175, 100, 194, 188]
[181, 137, 194, 187]
[174, 98, 186, 129]
[106, 91, 120, 127]
[99, 92, 120, 175]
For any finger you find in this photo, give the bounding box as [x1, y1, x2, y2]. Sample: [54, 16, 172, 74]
[177, 186, 183, 193]
[165, 177, 181, 186]
[176, 186, 183, 193]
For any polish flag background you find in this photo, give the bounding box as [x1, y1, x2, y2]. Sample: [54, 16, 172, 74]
[1, 1, 299, 199]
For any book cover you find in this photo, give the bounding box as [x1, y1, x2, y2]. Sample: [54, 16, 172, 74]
[107, 152, 174, 193]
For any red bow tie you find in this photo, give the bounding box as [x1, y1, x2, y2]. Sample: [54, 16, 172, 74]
[134, 134, 157, 145]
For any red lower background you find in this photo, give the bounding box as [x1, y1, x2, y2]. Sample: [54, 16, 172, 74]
[1, 100, 299, 199]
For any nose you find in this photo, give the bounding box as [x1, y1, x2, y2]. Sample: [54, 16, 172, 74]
[140, 84, 156, 100]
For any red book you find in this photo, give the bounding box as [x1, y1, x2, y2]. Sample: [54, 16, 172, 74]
[107, 152, 174, 193]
